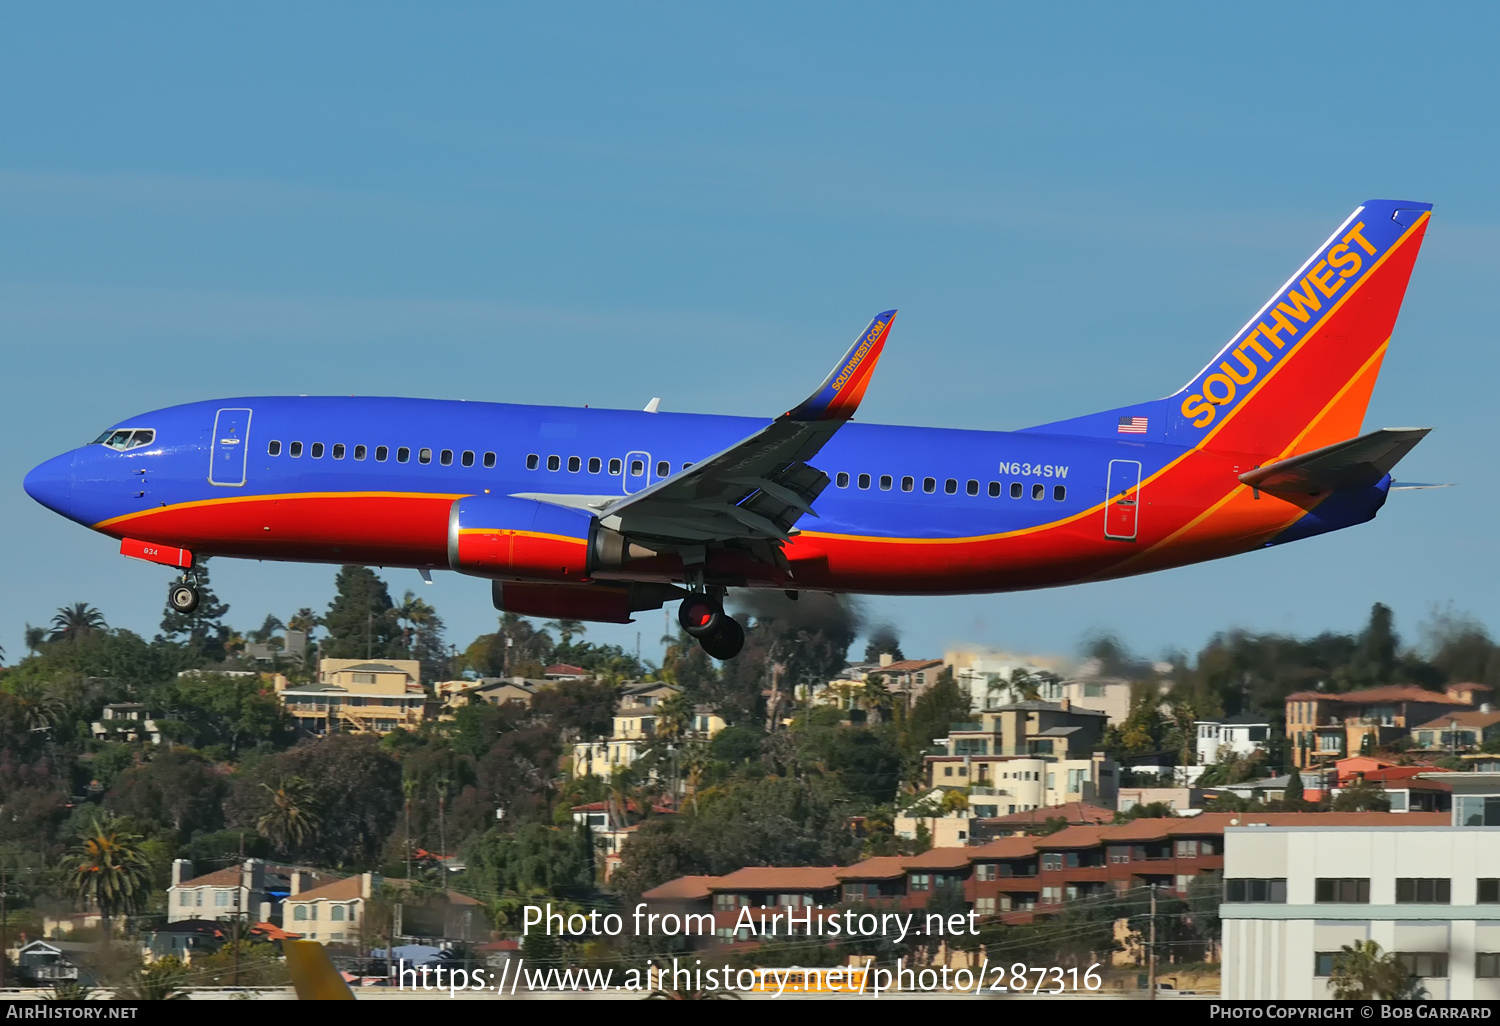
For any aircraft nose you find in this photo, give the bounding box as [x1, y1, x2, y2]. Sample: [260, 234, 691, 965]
[24, 452, 76, 519]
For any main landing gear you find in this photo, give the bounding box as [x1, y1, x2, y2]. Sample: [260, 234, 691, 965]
[678, 591, 744, 660]
[168, 577, 201, 615]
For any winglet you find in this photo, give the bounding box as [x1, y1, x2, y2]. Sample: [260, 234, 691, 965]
[284, 938, 356, 1000]
[786, 310, 896, 421]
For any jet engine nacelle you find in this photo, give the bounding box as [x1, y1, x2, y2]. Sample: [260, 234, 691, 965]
[493, 580, 687, 624]
[447, 494, 595, 582]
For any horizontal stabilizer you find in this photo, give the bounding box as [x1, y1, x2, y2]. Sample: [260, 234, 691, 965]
[1390, 481, 1455, 491]
[1239, 428, 1430, 494]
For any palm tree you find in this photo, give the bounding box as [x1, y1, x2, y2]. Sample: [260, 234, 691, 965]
[116, 956, 189, 1000]
[49, 603, 107, 643]
[545, 619, 586, 649]
[394, 591, 437, 653]
[1328, 940, 1426, 999]
[59, 813, 153, 947]
[656, 691, 693, 744]
[11, 679, 65, 731]
[256, 778, 322, 855]
[249, 614, 286, 645]
[24, 625, 46, 654]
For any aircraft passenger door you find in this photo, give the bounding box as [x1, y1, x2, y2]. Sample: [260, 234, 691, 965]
[623, 450, 652, 494]
[1104, 459, 1142, 541]
[208, 408, 252, 487]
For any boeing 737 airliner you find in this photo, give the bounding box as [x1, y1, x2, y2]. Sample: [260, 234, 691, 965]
[25, 200, 1434, 659]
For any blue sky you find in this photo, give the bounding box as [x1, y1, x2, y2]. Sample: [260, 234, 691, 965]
[3, 4, 1497, 668]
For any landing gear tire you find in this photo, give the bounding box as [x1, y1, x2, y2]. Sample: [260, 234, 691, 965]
[698, 616, 745, 661]
[678, 593, 723, 638]
[169, 582, 201, 615]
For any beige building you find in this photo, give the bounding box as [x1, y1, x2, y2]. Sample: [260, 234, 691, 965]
[277, 659, 427, 734]
[572, 683, 725, 780]
[283, 872, 380, 945]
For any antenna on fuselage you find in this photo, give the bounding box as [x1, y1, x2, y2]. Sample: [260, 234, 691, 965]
[644, 398, 661, 413]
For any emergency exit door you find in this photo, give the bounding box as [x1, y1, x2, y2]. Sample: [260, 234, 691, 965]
[1105, 459, 1142, 541]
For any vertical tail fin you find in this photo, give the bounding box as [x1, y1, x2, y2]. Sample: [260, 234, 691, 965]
[1169, 199, 1431, 456]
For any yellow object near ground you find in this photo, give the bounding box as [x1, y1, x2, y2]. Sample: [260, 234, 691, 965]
[284, 939, 356, 1000]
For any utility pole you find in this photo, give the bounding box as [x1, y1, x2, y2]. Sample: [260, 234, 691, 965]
[1147, 884, 1158, 999]
[1, 855, 8, 989]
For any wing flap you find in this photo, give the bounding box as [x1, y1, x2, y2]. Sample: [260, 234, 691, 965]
[1239, 427, 1431, 494]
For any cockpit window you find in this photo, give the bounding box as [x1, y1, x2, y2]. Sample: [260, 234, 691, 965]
[94, 428, 155, 451]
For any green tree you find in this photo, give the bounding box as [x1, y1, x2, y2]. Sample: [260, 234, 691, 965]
[1328, 940, 1426, 999]
[48, 603, 107, 643]
[902, 668, 970, 761]
[461, 822, 595, 898]
[1332, 778, 1391, 812]
[545, 619, 587, 649]
[394, 590, 449, 682]
[59, 813, 153, 943]
[321, 565, 398, 660]
[105, 749, 229, 838]
[115, 955, 189, 1000]
[255, 777, 322, 856]
[1284, 766, 1305, 805]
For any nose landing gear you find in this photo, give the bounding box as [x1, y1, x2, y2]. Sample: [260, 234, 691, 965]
[168, 578, 201, 615]
[677, 591, 745, 660]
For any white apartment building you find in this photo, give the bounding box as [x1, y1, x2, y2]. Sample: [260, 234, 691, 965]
[1222, 773, 1500, 999]
[1195, 713, 1272, 765]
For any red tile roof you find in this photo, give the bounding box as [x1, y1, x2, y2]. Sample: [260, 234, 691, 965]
[176, 867, 240, 888]
[900, 847, 973, 871]
[1034, 825, 1113, 850]
[544, 664, 588, 676]
[286, 876, 364, 903]
[975, 802, 1115, 829]
[968, 836, 1040, 859]
[876, 660, 944, 674]
[836, 857, 907, 881]
[709, 866, 844, 891]
[1413, 710, 1500, 731]
[641, 876, 717, 901]
[1284, 686, 1470, 706]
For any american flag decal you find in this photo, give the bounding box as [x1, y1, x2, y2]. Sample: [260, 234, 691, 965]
[1117, 416, 1148, 434]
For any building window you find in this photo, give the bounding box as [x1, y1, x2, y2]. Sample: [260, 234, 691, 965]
[1478, 953, 1500, 979]
[1479, 879, 1500, 903]
[1396, 878, 1451, 904]
[268, 440, 282, 456]
[311, 442, 325, 458]
[1225, 878, 1287, 903]
[1174, 839, 1198, 858]
[331, 906, 345, 921]
[910, 874, 930, 891]
[215, 891, 230, 907]
[1040, 853, 1063, 872]
[1396, 952, 1448, 978]
[1314, 878, 1370, 903]
[179, 892, 191, 906]
[857, 473, 871, 490]
[332, 443, 346, 459]
[1108, 845, 1131, 864]
[975, 864, 997, 881]
[294, 906, 308, 921]
[975, 897, 996, 916]
[1314, 952, 1338, 977]
[1041, 887, 1062, 904]
[836, 472, 849, 488]
[923, 477, 936, 493]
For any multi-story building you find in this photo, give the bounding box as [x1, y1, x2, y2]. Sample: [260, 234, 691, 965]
[1411, 708, 1500, 753]
[571, 683, 725, 780]
[168, 859, 335, 925]
[90, 703, 162, 744]
[642, 811, 1432, 956]
[1286, 684, 1490, 769]
[1194, 713, 1271, 765]
[276, 659, 428, 735]
[281, 872, 381, 945]
[1222, 774, 1500, 999]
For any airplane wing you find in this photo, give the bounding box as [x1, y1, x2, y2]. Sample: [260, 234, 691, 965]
[1238, 427, 1431, 494]
[594, 310, 896, 546]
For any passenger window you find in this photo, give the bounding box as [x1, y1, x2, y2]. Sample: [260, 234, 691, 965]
[657, 461, 670, 478]
[879, 475, 893, 491]
[923, 477, 936, 494]
[332, 443, 345, 460]
[354, 445, 367, 460]
[1054, 485, 1066, 501]
[568, 456, 581, 473]
[461, 450, 474, 467]
[483, 452, 496, 468]
[901, 476, 914, 492]
[836, 472, 850, 488]
[857, 473, 871, 490]
[588, 457, 601, 474]
[609, 458, 622, 475]
[289, 442, 303, 458]
[439, 449, 453, 466]
[682, 463, 693, 470]
[547, 455, 561, 471]
[1032, 483, 1044, 500]
[375, 446, 389, 462]
[397, 447, 410, 463]
[1010, 482, 1022, 498]
[945, 479, 958, 494]
[526, 454, 539, 470]
[988, 481, 1000, 497]
[268, 441, 282, 457]
[311, 443, 325, 459]
[966, 479, 979, 496]
[419, 448, 432, 465]
[630, 459, 644, 476]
